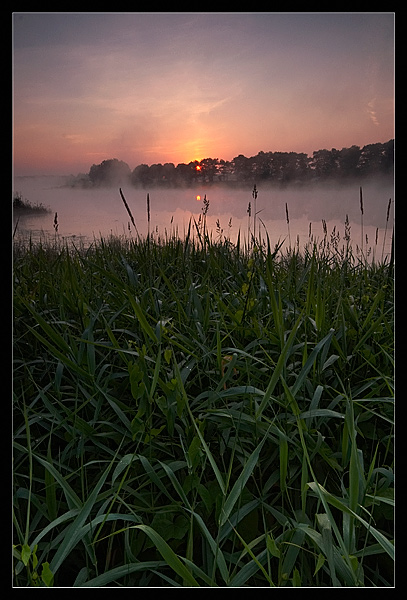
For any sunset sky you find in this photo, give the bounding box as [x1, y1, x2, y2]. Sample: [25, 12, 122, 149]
[13, 12, 394, 176]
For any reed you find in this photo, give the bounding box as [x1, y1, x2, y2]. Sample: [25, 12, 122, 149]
[247, 201, 251, 246]
[119, 187, 139, 237]
[360, 186, 364, 256]
[13, 217, 20, 239]
[285, 202, 292, 249]
[252, 184, 258, 241]
[147, 193, 150, 239]
[381, 198, 392, 263]
[13, 213, 394, 587]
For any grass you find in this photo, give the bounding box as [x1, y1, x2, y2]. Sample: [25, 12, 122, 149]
[13, 192, 51, 215]
[13, 210, 394, 587]
[13, 192, 52, 240]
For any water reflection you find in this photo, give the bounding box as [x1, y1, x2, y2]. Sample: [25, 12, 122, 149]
[13, 176, 394, 259]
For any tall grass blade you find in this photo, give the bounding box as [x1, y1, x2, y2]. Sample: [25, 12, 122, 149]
[77, 561, 166, 587]
[49, 460, 113, 574]
[125, 286, 158, 344]
[188, 511, 230, 584]
[220, 430, 269, 527]
[130, 525, 200, 586]
[119, 188, 139, 236]
[291, 328, 334, 397]
[307, 482, 394, 560]
[255, 313, 303, 419]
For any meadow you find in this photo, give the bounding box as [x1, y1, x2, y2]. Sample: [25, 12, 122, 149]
[13, 206, 394, 587]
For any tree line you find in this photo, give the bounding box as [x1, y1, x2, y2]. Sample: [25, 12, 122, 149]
[68, 139, 393, 188]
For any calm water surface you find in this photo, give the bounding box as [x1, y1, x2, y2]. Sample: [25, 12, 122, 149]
[13, 176, 394, 259]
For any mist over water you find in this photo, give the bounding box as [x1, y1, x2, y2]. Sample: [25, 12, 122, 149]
[13, 175, 394, 258]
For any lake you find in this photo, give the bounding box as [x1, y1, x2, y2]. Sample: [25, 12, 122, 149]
[13, 176, 394, 259]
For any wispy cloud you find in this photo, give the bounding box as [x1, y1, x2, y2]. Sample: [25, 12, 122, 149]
[367, 98, 380, 126]
[13, 12, 394, 174]
[61, 133, 88, 144]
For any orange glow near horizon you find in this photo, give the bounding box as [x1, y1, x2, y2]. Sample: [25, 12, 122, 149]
[196, 195, 201, 201]
[12, 14, 394, 177]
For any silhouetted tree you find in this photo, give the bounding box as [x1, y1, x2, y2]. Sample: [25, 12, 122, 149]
[162, 162, 176, 185]
[232, 154, 253, 182]
[293, 153, 311, 182]
[337, 145, 360, 179]
[149, 163, 164, 183]
[82, 139, 393, 189]
[252, 151, 272, 180]
[88, 158, 131, 186]
[357, 140, 394, 177]
[218, 159, 233, 181]
[381, 139, 394, 176]
[270, 152, 293, 182]
[309, 149, 340, 180]
[131, 164, 151, 187]
[174, 162, 198, 185]
[199, 158, 219, 183]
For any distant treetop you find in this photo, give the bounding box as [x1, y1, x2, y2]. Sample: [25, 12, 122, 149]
[69, 140, 394, 188]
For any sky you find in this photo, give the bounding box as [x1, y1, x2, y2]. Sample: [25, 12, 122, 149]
[12, 12, 395, 176]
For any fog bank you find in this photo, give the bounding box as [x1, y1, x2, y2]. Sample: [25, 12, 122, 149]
[13, 175, 394, 254]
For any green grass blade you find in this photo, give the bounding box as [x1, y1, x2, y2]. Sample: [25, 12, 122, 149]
[29, 509, 80, 549]
[279, 436, 289, 494]
[44, 443, 57, 522]
[231, 527, 275, 586]
[291, 328, 334, 397]
[229, 548, 269, 587]
[33, 455, 82, 510]
[26, 324, 90, 380]
[172, 356, 226, 494]
[255, 313, 303, 419]
[158, 460, 192, 510]
[77, 561, 166, 587]
[125, 286, 158, 344]
[189, 511, 230, 584]
[138, 455, 177, 503]
[131, 525, 200, 586]
[307, 482, 394, 561]
[188, 418, 226, 496]
[49, 458, 114, 574]
[220, 431, 268, 528]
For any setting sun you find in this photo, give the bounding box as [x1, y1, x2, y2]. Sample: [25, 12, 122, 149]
[196, 195, 201, 201]
[13, 13, 394, 180]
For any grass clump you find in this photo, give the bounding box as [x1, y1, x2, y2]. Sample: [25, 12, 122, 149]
[13, 226, 394, 587]
[13, 192, 50, 214]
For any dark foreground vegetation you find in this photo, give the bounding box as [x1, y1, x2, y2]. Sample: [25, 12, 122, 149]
[13, 225, 394, 587]
[13, 192, 51, 214]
